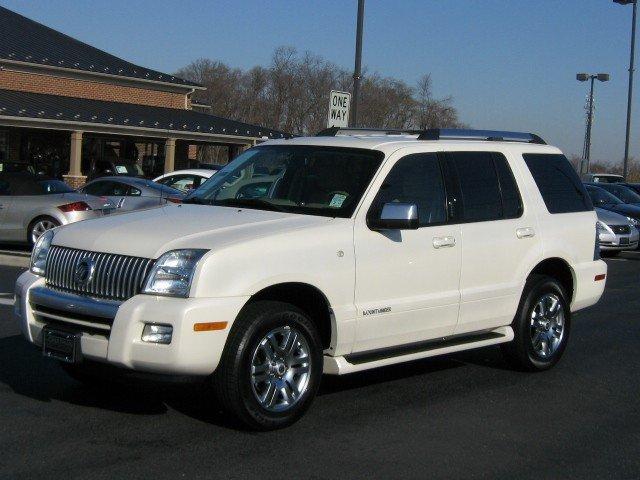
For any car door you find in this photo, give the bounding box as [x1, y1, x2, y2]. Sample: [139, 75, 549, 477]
[352, 150, 462, 352]
[82, 180, 128, 211]
[445, 150, 542, 335]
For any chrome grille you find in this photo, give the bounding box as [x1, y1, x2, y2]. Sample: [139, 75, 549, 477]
[45, 246, 154, 301]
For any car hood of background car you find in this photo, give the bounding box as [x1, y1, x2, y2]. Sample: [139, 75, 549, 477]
[595, 207, 633, 225]
[51, 204, 335, 258]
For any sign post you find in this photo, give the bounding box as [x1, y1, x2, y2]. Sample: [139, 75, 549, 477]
[327, 90, 351, 128]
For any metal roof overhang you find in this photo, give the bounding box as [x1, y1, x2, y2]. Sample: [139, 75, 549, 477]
[0, 89, 289, 144]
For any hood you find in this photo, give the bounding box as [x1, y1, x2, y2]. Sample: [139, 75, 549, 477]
[51, 204, 333, 258]
[595, 207, 632, 226]
[605, 203, 640, 219]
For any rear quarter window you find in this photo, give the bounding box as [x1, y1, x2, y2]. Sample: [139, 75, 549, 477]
[523, 153, 593, 213]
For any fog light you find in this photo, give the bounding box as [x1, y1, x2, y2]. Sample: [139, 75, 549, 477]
[141, 324, 173, 344]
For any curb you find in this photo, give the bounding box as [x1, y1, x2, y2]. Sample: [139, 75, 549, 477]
[0, 254, 30, 268]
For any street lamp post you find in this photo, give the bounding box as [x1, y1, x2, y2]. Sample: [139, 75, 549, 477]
[614, 0, 637, 179]
[577, 73, 610, 174]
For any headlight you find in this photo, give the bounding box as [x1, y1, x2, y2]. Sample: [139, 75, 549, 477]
[30, 230, 54, 276]
[597, 221, 613, 235]
[627, 216, 639, 227]
[142, 249, 208, 297]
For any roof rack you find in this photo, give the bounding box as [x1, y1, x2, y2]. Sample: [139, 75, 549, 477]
[417, 128, 546, 144]
[316, 127, 422, 137]
[315, 127, 546, 144]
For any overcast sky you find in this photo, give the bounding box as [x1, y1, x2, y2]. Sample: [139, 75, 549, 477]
[2, 0, 638, 164]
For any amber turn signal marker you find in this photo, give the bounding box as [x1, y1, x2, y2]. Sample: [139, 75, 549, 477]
[194, 322, 228, 332]
[594, 274, 606, 281]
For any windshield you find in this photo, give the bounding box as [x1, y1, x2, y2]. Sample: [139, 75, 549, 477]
[184, 145, 384, 218]
[37, 179, 74, 194]
[587, 186, 623, 206]
[601, 184, 640, 204]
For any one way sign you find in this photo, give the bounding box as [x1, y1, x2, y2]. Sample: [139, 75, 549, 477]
[327, 90, 351, 128]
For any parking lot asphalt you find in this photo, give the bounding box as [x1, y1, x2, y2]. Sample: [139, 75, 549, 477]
[0, 254, 638, 480]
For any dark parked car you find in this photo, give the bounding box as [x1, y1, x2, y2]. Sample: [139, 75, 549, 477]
[586, 182, 640, 206]
[79, 176, 184, 213]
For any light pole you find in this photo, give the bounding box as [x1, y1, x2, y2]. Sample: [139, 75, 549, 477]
[351, 0, 365, 128]
[577, 73, 610, 174]
[614, 0, 637, 179]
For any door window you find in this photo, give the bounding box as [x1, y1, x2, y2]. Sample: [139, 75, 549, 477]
[82, 181, 127, 196]
[161, 174, 198, 192]
[450, 152, 503, 222]
[370, 153, 447, 226]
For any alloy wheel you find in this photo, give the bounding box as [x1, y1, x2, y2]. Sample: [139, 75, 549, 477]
[31, 219, 58, 244]
[250, 325, 312, 412]
[530, 293, 565, 358]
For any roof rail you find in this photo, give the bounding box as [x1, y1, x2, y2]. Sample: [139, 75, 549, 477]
[316, 127, 422, 137]
[417, 128, 546, 144]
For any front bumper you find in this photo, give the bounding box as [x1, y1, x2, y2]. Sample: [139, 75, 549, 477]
[598, 228, 639, 251]
[15, 271, 248, 376]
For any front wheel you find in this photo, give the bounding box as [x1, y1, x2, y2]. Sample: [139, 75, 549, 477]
[213, 301, 323, 430]
[501, 275, 571, 371]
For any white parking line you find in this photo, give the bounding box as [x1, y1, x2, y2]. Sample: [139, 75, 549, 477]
[0, 297, 14, 306]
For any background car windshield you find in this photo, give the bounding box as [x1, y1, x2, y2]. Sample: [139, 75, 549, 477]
[186, 145, 384, 218]
[605, 185, 640, 204]
[587, 186, 623, 206]
[36, 179, 74, 194]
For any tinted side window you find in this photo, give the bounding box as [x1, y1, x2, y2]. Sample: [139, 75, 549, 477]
[451, 152, 502, 222]
[523, 154, 592, 213]
[0, 179, 9, 195]
[493, 153, 523, 219]
[371, 153, 446, 226]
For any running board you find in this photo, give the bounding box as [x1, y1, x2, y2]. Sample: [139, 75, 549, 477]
[323, 326, 514, 375]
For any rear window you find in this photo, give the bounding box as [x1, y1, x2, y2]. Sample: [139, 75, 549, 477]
[523, 153, 592, 213]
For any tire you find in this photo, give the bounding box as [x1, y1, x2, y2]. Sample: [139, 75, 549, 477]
[213, 300, 323, 431]
[501, 275, 571, 371]
[28, 216, 60, 246]
[601, 250, 620, 257]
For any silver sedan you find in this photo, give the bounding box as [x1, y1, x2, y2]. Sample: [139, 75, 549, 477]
[79, 176, 184, 213]
[596, 207, 639, 255]
[0, 172, 115, 245]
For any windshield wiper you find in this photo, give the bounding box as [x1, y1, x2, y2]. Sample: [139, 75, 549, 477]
[213, 198, 288, 212]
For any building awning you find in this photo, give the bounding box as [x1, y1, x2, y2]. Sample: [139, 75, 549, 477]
[0, 89, 290, 143]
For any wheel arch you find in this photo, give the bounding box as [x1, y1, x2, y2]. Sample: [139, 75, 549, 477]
[242, 282, 335, 352]
[526, 257, 575, 303]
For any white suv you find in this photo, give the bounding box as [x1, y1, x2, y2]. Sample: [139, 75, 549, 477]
[15, 128, 607, 430]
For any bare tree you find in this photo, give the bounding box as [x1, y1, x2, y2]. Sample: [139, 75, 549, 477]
[177, 47, 465, 136]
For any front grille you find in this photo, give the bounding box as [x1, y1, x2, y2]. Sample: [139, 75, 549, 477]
[612, 225, 632, 235]
[45, 246, 154, 301]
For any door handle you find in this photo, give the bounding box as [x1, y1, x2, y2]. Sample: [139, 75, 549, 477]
[516, 227, 535, 239]
[433, 236, 456, 248]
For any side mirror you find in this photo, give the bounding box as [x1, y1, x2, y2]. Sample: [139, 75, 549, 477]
[368, 202, 419, 230]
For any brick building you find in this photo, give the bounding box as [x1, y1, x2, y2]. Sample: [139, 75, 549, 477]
[0, 6, 288, 187]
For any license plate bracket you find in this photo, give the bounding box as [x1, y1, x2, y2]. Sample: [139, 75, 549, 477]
[42, 327, 82, 363]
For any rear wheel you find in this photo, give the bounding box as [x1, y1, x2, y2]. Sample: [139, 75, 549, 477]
[501, 275, 571, 371]
[213, 301, 323, 431]
[601, 250, 621, 257]
[28, 216, 60, 246]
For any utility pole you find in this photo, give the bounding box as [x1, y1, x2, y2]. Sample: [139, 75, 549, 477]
[621, 1, 637, 179]
[351, 0, 365, 128]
